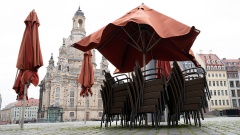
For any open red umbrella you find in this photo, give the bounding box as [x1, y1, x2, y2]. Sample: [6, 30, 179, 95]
[12, 10, 43, 128]
[73, 3, 200, 74]
[78, 51, 94, 97]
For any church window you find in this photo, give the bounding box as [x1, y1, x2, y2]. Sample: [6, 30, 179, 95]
[56, 87, 60, 97]
[70, 88, 74, 97]
[70, 87, 74, 107]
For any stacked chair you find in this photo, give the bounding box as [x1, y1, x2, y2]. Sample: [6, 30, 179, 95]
[166, 61, 210, 127]
[100, 60, 210, 129]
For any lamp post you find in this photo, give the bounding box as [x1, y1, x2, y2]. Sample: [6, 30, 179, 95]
[58, 109, 63, 122]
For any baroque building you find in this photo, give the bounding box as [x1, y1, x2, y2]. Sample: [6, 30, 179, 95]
[38, 6, 109, 121]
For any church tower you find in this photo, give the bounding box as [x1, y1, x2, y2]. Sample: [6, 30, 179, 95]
[71, 6, 86, 36]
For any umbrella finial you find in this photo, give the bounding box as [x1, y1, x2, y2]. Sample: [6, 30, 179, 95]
[51, 53, 53, 59]
[32, 9, 35, 12]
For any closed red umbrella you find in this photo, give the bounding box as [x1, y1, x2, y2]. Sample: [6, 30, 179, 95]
[12, 10, 43, 128]
[73, 3, 200, 74]
[78, 51, 94, 97]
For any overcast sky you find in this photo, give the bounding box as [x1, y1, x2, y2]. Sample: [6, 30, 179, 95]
[0, 0, 240, 109]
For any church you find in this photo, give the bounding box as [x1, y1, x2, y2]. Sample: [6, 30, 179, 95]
[38, 6, 109, 121]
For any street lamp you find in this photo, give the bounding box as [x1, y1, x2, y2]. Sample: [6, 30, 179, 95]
[58, 109, 64, 122]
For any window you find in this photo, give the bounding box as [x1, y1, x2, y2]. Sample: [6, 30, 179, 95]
[218, 66, 221, 70]
[230, 81, 234, 87]
[238, 99, 240, 107]
[219, 100, 221, 105]
[219, 74, 222, 77]
[224, 81, 226, 86]
[223, 73, 225, 77]
[232, 99, 237, 108]
[226, 100, 229, 105]
[70, 112, 74, 117]
[213, 81, 215, 86]
[234, 73, 238, 78]
[70, 98, 74, 107]
[225, 90, 228, 96]
[211, 100, 214, 106]
[216, 81, 219, 86]
[70, 88, 74, 97]
[209, 81, 211, 86]
[221, 90, 224, 96]
[220, 81, 223, 86]
[222, 100, 225, 105]
[212, 73, 214, 77]
[210, 90, 212, 96]
[215, 73, 218, 77]
[237, 90, 240, 97]
[228, 73, 232, 78]
[207, 66, 210, 70]
[212, 60, 216, 64]
[215, 100, 218, 106]
[231, 90, 236, 97]
[208, 73, 210, 77]
[214, 90, 216, 96]
[56, 87, 60, 97]
[218, 90, 220, 96]
[236, 81, 240, 87]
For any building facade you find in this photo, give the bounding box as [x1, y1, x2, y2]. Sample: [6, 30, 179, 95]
[38, 6, 109, 122]
[0, 98, 38, 124]
[196, 51, 232, 111]
[222, 58, 240, 109]
[0, 91, 2, 110]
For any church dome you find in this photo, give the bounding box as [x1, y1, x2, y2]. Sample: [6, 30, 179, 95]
[75, 6, 84, 16]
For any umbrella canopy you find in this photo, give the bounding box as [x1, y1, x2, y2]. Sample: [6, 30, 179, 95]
[78, 51, 94, 97]
[73, 3, 200, 73]
[12, 10, 43, 100]
[156, 60, 171, 78]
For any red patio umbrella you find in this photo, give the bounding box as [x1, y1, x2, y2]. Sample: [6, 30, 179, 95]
[72, 3, 200, 74]
[12, 10, 43, 128]
[78, 51, 94, 97]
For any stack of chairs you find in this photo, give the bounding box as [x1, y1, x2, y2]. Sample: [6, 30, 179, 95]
[166, 61, 210, 127]
[100, 60, 210, 129]
[100, 70, 136, 128]
[131, 61, 168, 129]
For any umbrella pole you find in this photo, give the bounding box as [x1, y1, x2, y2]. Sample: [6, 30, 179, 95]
[84, 93, 87, 124]
[20, 82, 28, 129]
[143, 53, 148, 126]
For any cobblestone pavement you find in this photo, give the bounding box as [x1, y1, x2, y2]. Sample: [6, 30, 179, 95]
[0, 117, 240, 135]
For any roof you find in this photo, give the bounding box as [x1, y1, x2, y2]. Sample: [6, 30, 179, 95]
[198, 54, 224, 66]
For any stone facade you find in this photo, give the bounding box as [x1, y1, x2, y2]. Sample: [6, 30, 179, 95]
[38, 6, 109, 121]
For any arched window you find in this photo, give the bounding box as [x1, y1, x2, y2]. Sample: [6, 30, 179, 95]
[55, 87, 60, 106]
[78, 19, 83, 28]
[56, 87, 60, 97]
[70, 88, 74, 97]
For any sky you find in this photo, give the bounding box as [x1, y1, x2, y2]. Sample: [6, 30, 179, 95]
[0, 0, 240, 109]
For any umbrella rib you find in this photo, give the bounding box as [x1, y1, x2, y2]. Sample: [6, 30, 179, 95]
[121, 26, 142, 52]
[138, 24, 145, 52]
[118, 36, 142, 52]
[145, 30, 157, 51]
[146, 37, 162, 52]
[98, 27, 122, 51]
